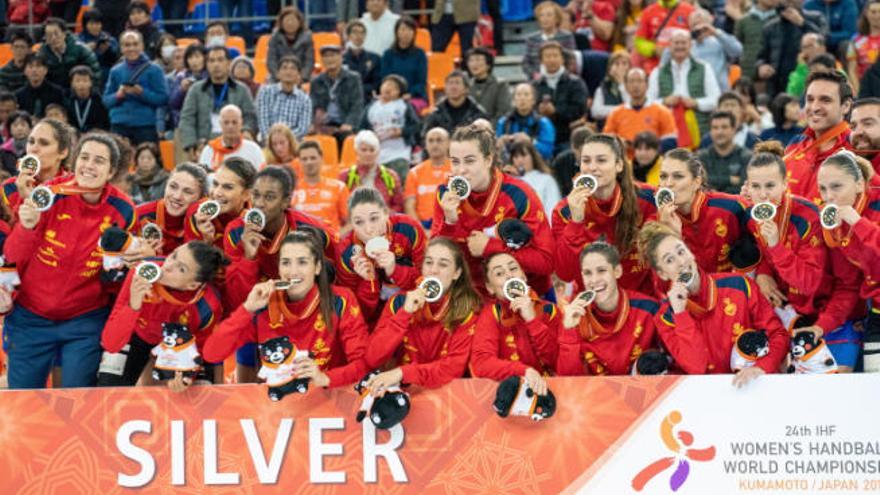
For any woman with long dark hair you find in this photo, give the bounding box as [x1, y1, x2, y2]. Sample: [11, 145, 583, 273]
[363, 237, 482, 392]
[1, 118, 73, 214]
[380, 16, 429, 114]
[136, 163, 207, 255]
[3, 132, 136, 388]
[203, 231, 369, 388]
[554, 134, 656, 294]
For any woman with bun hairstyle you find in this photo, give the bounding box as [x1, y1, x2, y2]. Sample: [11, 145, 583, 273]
[432, 124, 554, 295]
[136, 163, 207, 255]
[99, 241, 226, 387]
[811, 151, 880, 372]
[203, 231, 369, 388]
[553, 134, 657, 294]
[363, 237, 482, 392]
[470, 252, 558, 391]
[557, 242, 659, 376]
[3, 132, 136, 388]
[742, 141, 828, 321]
[638, 222, 789, 384]
[336, 187, 426, 321]
[1, 118, 73, 214]
[656, 148, 748, 274]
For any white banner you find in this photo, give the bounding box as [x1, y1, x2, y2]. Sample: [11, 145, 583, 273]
[578, 374, 880, 494]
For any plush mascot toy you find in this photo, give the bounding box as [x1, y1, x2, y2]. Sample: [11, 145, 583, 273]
[730, 329, 770, 372]
[257, 336, 311, 401]
[496, 218, 533, 250]
[493, 375, 556, 421]
[354, 370, 411, 429]
[151, 322, 202, 380]
[632, 349, 672, 375]
[788, 330, 838, 374]
[99, 226, 140, 283]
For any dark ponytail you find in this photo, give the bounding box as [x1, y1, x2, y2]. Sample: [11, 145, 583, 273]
[188, 241, 229, 283]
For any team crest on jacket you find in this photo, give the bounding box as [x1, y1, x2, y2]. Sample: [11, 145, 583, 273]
[723, 298, 737, 317]
[714, 218, 727, 237]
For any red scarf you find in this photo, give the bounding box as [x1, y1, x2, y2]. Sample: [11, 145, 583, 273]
[207, 136, 243, 171]
[154, 199, 185, 239]
[460, 169, 503, 218]
[577, 289, 630, 341]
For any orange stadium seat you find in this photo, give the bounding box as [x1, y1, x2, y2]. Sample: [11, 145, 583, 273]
[340, 135, 357, 168]
[428, 51, 455, 92]
[227, 36, 246, 55]
[729, 64, 742, 88]
[0, 44, 12, 66]
[177, 38, 199, 48]
[312, 32, 342, 73]
[254, 34, 271, 83]
[304, 135, 339, 167]
[415, 28, 431, 53]
[159, 140, 176, 170]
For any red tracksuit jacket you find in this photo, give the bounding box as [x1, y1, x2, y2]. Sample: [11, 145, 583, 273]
[222, 208, 337, 309]
[655, 271, 790, 374]
[183, 198, 245, 247]
[366, 293, 478, 388]
[336, 214, 426, 320]
[784, 125, 851, 204]
[748, 194, 828, 317]
[101, 261, 223, 354]
[557, 289, 659, 376]
[553, 184, 657, 293]
[677, 190, 748, 275]
[136, 199, 188, 255]
[470, 297, 559, 380]
[3, 181, 135, 320]
[431, 169, 554, 295]
[202, 285, 369, 387]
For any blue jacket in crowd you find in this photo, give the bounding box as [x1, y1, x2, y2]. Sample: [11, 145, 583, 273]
[496, 111, 556, 160]
[804, 0, 858, 49]
[102, 54, 168, 128]
[380, 46, 428, 100]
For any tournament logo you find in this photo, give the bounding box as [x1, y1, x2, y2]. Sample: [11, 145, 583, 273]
[632, 410, 716, 492]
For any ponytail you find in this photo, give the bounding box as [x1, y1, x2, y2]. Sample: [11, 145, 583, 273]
[582, 134, 641, 252]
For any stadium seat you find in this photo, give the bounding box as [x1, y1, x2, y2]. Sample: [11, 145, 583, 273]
[415, 28, 431, 53]
[340, 135, 357, 168]
[254, 34, 271, 83]
[428, 51, 456, 101]
[304, 135, 339, 167]
[445, 32, 461, 58]
[227, 36, 246, 55]
[74, 5, 88, 33]
[177, 37, 199, 48]
[0, 44, 12, 67]
[312, 32, 342, 74]
[159, 140, 176, 171]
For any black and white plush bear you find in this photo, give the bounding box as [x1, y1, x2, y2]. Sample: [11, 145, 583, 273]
[788, 331, 838, 374]
[496, 219, 533, 250]
[100, 226, 139, 283]
[493, 375, 556, 421]
[730, 329, 770, 372]
[151, 323, 202, 380]
[729, 234, 762, 275]
[257, 336, 310, 401]
[353, 370, 411, 429]
[632, 349, 672, 375]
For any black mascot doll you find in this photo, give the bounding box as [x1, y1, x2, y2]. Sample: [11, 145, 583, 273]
[496, 218, 533, 250]
[493, 375, 556, 421]
[788, 330, 838, 374]
[632, 349, 672, 375]
[257, 336, 311, 401]
[99, 226, 139, 283]
[354, 370, 411, 429]
[151, 322, 202, 380]
[730, 329, 769, 372]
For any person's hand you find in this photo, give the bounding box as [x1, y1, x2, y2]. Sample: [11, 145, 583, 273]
[758, 219, 780, 248]
[352, 252, 376, 281]
[795, 324, 824, 339]
[523, 367, 548, 396]
[243, 280, 274, 313]
[440, 189, 461, 224]
[758, 64, 775, 80]
[340, 123, 353, 133]
[567, 182, 592, 223]
[657, 202, 682, 235]
[681, 97, 697, 109]
[180, 78, 193, 91]
[403, 287, 427, 313]
[756, 273, 786, 307]
[115, 86, 127, 99]
[510, 294, 536, 322]
[168, 371, 193, 392]
[365, 367, 404, 398]
[663, 95, 680, 107]
[467, 231, 490, 257]
[732, 366, 765, 388]
[373, 250, 396, 275]
[128, 84, 144, 95]
[739, 181, 752, 202]
[194, 212, 216, 240]
[838, 205, 861, 226]
[138, 235, 163, 258]
[668, 280, 689, 313]
[780, 7, 804, 26]
[562, 297, 589, 329]
[538, 100, 555, 116]
[129, 273, 153, 311]
[292, 356, 330, 387]
[18, 198, 40, 230]
[15, 164, 37, 198]
[241, 224, 267, 260]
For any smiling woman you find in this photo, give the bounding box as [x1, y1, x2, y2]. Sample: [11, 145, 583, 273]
[135, 163, 207, 256]
[2, 132, 137, 389]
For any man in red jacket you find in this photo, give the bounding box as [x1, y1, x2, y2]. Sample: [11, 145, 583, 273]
[784, 71, 852, 204]
[849, 97, 880, 175]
